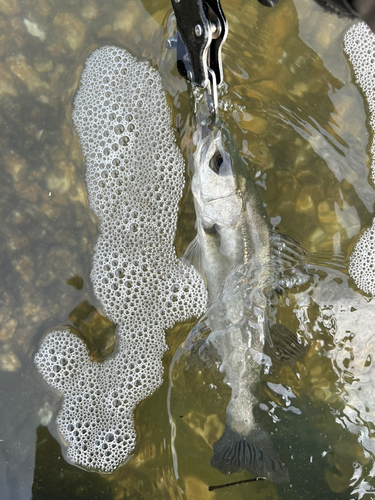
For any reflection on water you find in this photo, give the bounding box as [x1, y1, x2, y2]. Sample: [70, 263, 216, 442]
[0, 0, 374, 498]
[168, 265, 375, 498]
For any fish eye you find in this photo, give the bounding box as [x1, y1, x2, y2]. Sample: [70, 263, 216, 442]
[209, 152, 224, 174]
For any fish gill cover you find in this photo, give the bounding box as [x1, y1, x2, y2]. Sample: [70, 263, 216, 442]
[34, 46, 207, 472]
[344, 23, 375, 296]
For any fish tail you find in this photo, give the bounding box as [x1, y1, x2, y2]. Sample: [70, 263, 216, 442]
[211, 425, 289, 484]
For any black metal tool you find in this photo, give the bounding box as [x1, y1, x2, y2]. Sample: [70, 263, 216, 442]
[317, 0, 375, 32]
[170, 0, 228, 89]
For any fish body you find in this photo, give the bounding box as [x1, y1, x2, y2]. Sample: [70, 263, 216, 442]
[191, 114, 272, 304]
[186, 110, 291, 483]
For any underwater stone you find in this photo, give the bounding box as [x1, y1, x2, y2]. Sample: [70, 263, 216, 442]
[23, 18, 46, 42]
[0, 319, 18, 342]
[317, 201, 340, 234]
[0, 0, 19, 16]
[53, 13, 86, 51]
[0, 61, 17, 99]
[6, 53, 49, 92]
[80, 0, 99, 21]
[34, 46, 207, 472]
[295, 190, 315, 215]
[0, 349, 21, 372]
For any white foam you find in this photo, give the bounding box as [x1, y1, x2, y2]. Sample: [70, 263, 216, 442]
[34, 46, 207, 472]
[344, 24, 375, 295]
[348, 219, 375, 295]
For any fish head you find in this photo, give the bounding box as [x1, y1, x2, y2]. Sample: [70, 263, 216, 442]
[192, 119, 246, 232]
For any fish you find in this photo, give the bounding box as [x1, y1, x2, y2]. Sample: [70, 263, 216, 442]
[184, 104, 307, 483]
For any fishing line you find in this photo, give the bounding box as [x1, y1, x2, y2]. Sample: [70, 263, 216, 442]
[208, 476, 266, 491]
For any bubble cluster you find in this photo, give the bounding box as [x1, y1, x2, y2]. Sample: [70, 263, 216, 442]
[344, 24, 375, 295]
[348, 220, 375, 295]
[344, 22, 375, 184]
[34, 46, 207, 472]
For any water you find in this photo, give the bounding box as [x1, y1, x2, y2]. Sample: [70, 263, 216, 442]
[0, 0, 374, 498]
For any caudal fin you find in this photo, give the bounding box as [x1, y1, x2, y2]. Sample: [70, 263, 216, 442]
[211, 426, 289, 484]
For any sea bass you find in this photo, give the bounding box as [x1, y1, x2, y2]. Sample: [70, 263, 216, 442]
[185, 109, 305, 483]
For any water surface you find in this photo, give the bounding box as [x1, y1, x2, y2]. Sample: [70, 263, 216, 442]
[0, 0, 374, 498]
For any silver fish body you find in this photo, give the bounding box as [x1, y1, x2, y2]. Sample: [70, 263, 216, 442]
[186, 114, 290, 482]
[191, 119, 272, 304]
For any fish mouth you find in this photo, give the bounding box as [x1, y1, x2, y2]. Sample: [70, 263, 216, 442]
[195, 95, 217, 138]
[197, 116, 214, 141]
[195, 127, 217, 163]
[193, 106, 220, 163]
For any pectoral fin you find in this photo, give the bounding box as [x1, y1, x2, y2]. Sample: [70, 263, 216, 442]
[183, 235, 206, 280]
[265, 323, 307, 368]
[270, 231, 307, 262]
[270, 231, 311, 289]
[270, 231, 346, 289]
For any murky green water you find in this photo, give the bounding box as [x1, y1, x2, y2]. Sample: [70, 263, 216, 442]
[1, 0, 375, 498]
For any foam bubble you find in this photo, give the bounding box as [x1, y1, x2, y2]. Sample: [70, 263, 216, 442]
[344, 24, 375, 295]
[344, 23, 375, 184]
[348, 220, 375, 295]
[34, 46, 207, 472]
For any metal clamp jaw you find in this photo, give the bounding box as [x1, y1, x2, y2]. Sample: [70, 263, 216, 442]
[168, 0, 278, 117]
[170, 0, 228, 89]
